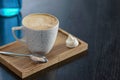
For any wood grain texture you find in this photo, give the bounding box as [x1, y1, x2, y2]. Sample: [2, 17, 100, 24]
[0, 29, 88, 78]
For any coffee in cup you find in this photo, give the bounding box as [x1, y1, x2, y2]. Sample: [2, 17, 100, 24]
[23, 14, 58, 30]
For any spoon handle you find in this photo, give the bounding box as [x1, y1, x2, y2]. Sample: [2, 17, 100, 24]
[0, 51, 29, 57]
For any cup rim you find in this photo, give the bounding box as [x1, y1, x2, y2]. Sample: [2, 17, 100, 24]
[22, 13, 59, 31]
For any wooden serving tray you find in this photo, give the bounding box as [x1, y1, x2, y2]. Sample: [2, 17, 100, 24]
[0, 28, 88, 78]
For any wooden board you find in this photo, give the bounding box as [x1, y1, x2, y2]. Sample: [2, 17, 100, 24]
[0, 28, 88, 78]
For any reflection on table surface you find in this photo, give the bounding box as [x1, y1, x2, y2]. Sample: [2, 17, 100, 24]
[0, 13, 22, 46]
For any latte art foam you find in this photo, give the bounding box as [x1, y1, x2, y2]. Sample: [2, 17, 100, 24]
[22, 14, 58, 30]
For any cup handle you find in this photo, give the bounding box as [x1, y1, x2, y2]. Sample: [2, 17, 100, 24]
[12, 26, 26, 43]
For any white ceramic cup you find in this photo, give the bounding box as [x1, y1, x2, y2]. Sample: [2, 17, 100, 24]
[12, 13, 59, 54]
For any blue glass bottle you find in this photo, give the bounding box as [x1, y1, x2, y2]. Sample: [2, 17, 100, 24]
[0, 13, 22, 46]
[0, 0, 22, 17]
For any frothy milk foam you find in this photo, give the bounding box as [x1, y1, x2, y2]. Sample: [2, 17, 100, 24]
[23, 14, 58, 30]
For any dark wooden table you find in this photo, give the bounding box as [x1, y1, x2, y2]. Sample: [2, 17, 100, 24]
[0, 0, 120, 80]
